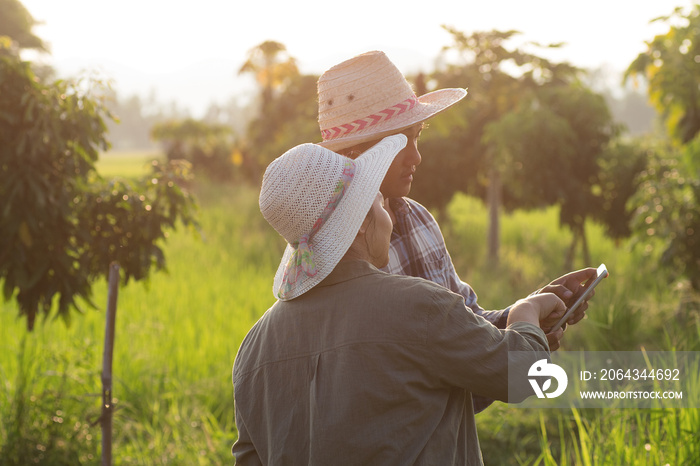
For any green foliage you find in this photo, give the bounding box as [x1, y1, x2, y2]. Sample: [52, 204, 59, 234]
[482, 83, 621, 244]
[594, 140, 649, 240]
[0, 0, 47, 52]
[415, 30, 624, 266]
[623, 4, 700, 292]
[0, 54, 109, 330]
[77, 160, 199, 285]
[0, 54, 198, 330]
[242, 72, 320, 179]
[413, 27, 581, 213]
[536, 85, 618, 233]
[151, 118, 236, 181]
[630, 140, 700, 291]
[483, 97, 578, 211]
[625, 4, 700, 144]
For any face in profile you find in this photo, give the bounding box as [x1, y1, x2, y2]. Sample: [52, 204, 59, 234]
[341, 124, 424, 200]
[379, 124, 423, 199]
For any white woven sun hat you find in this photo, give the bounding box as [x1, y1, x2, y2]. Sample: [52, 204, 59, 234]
[260, 133, 408, 301]
[317, 50, 467, 151]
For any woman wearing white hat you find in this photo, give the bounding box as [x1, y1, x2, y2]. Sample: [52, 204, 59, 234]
[232, 134, 567, 465]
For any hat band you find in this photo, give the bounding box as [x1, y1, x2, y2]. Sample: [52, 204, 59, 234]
[278, 159, 356, 299]
[321, 95, 418, 142]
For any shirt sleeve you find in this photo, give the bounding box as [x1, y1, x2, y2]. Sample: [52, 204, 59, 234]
[232, 407, 263, 465]
[423, 285, 550, 402]
[409, 200, 510, 328]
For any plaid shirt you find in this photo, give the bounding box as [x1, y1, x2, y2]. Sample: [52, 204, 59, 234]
[382, 197, 510, 328]
[381, 197, 511, 414]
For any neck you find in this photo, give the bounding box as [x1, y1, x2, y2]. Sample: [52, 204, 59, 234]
[385, 197, 397, 225]
[340, 242, 370, 264]
[341, 239, 386, 268]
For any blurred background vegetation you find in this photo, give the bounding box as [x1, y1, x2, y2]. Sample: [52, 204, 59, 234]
[2, 0, 700, 464]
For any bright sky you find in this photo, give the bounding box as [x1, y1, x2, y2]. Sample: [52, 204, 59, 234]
[20, 0, 693, 117]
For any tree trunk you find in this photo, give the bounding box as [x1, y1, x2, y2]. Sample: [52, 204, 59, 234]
[565, 229, 577, 272]
[564, 219, 590, 271]
[488, 167, 501, 266]
[580, 219, 591, 266]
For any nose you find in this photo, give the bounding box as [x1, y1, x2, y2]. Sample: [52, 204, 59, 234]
[406, 141, 421, 168]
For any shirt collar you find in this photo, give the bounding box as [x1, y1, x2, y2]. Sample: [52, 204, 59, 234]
[388, 197, 412, 237]
[388, 197, 411, 216]
[317, 260, 383, 288]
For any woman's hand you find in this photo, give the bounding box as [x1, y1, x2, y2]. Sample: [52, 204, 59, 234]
[508, 293, 566, 328]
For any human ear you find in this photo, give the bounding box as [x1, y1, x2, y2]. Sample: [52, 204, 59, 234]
[356, 213, 372, 235]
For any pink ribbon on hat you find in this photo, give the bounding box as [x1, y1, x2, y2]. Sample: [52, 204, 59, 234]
[321, 95, 418, 141]
[278, 159, 356, 299]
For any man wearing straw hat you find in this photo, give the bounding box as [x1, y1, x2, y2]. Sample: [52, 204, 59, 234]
[316, 51, 597, 409]
[233, 135, 567, 464]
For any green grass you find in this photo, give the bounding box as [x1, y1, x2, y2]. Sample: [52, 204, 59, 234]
[1, 154, 699, 464]
[442, 193, 700, 465]
[96, 150, 164, 178]
[0, 157, 280, 464]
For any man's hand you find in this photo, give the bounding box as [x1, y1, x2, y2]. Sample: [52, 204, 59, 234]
[538, 268, 597, 331]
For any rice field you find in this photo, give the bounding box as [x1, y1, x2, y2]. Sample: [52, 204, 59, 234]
[0, 151, 698, 465]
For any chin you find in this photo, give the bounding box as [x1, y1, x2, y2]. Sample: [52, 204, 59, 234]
[383, 183, 412, 199]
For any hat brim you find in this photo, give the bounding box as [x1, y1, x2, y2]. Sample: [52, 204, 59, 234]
[272, 134, 407, 300]
[318, 88, 467, 152]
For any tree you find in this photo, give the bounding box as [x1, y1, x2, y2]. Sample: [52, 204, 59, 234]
[239, 41, 298, 115]
[151, 118, 236, 181]
[104, 91, 158, 150]
[540, 86, 618, 267]
[0, 0, 47, 52]
[242, 71, 319, 180]
[0, 50, 198, 330]
[412, 27, 579, 263]
[485, 85, 622, 268]
[624, 3, 700, 292]
[630, 140, 700, 291]
[593, 140, 649, 242]
[482, 99, 578, 212]
[625, 4, 700, 144]
[203, 95, 252, 137]
[238, 42, 319, 180]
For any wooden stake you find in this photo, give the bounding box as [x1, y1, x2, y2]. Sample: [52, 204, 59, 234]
[101, 262, 120, 466]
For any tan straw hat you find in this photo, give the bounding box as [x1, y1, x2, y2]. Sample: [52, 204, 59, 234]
[260, 134, 408, 301]
[317, 50, 467, 151]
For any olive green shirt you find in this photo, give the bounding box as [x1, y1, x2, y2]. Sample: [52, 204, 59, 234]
[233, 260, 549, 465]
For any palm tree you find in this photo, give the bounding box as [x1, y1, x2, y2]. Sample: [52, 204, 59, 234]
[239, 41, 299, 115]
